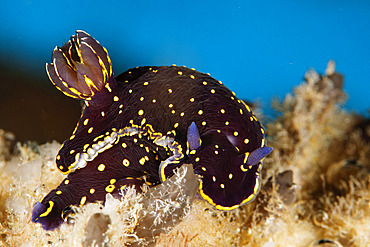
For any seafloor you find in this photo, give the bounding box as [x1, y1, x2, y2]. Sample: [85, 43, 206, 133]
[0, 61, 369, 247]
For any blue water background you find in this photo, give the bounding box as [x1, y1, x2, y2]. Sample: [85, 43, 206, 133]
[1, 1, 369, 114]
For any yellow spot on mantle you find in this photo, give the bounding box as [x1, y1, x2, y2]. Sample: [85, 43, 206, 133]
[123, 159, 130, 167]
[139, 157, 146, 165]
[139, 118, 145, 126]
[244, 138, 250, 144]
[113, 96, 119, 101]
[198, 110, 203, 115]
[98, 164, 105, 171]
[88, 127, 93, 133]
[83, 119, 89, 125]
[138, 109, 144, 115]
[80, 196, 87, 205]
[90, 188, 95, 194]
[105, 184, 115, 193]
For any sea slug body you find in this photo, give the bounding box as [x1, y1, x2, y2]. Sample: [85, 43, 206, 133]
[32, 31, 272, 230]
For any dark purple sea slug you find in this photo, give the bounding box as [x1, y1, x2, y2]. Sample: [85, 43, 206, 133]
[32, 30, 272, 230]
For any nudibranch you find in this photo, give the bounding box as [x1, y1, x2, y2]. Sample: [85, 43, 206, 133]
[32, 30, 273, 230]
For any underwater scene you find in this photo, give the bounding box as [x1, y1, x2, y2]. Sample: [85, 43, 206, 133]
[0, 2, 369, 247]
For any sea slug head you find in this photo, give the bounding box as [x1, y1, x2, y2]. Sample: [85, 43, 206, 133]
[31, 199, 65, 231]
